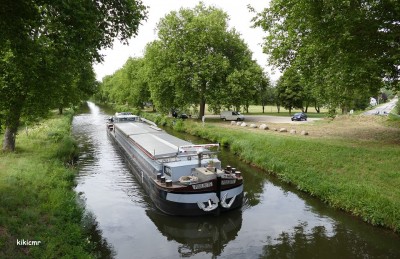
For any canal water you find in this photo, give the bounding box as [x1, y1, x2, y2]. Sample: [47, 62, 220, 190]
[73, 102, 400, 259]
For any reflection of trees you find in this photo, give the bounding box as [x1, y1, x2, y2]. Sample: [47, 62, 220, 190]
[217, 148, 266, 208]
[82, 211, 116, 258]
[260, 221, 399, 259]
[147, 209, 242, 257]
[242, 168, 265, 208]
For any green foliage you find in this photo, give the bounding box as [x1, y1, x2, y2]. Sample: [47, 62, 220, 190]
[173, 119, 186, 132]
[276, 67, 304, 114]
[55, 136, 79, 164]
[97, 57, 151, 109]
[0, 0, 147, 151]
[252, 0, 400, 111]
[143, 2, 266, 117]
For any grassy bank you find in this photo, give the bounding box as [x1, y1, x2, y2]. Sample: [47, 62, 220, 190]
[0, 111, 94, 258]
[142, 112, 400, 233]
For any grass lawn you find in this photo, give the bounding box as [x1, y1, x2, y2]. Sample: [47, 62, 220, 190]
[0, 111, 94, 258]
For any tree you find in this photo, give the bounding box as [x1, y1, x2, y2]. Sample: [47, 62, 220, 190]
[275, 67, 304, 114]
[252, 0, 400, 112]
[145, 2, 256, 118]
[124, 58, 151, 109]
[223, 61, 266, 113]
[254, 72, 272, 113]
[0, 0, 147, 151]
[55, 63, 98, 115]
[97, 57, 151, 109]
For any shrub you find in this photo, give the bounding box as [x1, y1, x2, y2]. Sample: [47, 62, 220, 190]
[173, 119, 186, 132]
[55, 135, 79, 164]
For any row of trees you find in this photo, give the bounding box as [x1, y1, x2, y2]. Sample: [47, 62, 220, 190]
[1, 0, 147, 151]
[96, 3, 271, 117]
[98, 1, 398, 118]
[252, 0, 400, 114]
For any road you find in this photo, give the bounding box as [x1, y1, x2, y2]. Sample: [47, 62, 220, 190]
[363, 97, 398, 115]
[206, 114, 321, 124]
[204, 97, 398, 123]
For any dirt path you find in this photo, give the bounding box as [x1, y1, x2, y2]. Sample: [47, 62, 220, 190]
[363, 97, 398, 115]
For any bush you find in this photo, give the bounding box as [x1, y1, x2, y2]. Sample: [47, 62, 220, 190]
[173, 119, 186, 132]
[55, 135, 79, 164]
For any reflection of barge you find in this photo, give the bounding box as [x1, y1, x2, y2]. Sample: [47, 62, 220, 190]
[147, 209, 242, 257]
[107, 113, 243, 216]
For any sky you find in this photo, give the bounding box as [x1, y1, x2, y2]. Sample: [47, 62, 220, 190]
[93, 0, 281, 82]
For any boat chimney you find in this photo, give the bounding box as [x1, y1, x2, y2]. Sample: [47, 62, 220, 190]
[166, 180, 172, 187]
[157, 173, 162, 181]
[160, 176, 166, 184]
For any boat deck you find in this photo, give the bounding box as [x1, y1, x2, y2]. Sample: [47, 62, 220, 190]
[115, 122, 192, 159]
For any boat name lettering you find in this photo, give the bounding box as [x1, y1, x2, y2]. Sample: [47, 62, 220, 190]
[222, 179, 236, 185]
[192, 182, 213, 190]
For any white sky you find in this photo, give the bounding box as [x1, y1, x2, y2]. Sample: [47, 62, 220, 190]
[93, 0, 281, 82]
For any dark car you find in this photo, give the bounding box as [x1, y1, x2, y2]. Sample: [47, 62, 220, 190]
[178, 114, 189, 119]
[291, 112, 307, 121]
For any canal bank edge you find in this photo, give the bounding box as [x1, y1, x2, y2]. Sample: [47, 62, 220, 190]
[0, 110, 98, 258]
[140, 112, 400, 234]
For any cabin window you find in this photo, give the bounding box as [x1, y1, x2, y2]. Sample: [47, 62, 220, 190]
[164, 166, 172, 177]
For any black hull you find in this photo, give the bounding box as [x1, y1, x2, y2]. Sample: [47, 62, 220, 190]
[152, 190, 243, 216]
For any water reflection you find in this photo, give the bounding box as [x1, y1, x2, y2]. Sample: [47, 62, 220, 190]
[261, 221, 399, 259]
[147, 209, 242, 257]
[73, 102, 400, 259]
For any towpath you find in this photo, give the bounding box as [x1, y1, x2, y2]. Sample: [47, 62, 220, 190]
[363, 97, 398, 115]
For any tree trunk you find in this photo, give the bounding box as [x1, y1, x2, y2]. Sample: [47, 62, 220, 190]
[199, 98, 206, 119]
[2, 101, 23, 152]
[59, 107, 63, 115]
[314, 102, 320, 113]
[2, 127, 18, 152]
[262, 98, 265, 113]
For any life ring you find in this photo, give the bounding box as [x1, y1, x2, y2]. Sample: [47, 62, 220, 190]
[179, 175, 198, 185]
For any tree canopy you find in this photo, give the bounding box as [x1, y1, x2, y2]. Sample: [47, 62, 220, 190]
[252, 0, 400, 111]
[0, 0, 147, 151]
[144, 2, 264, 117]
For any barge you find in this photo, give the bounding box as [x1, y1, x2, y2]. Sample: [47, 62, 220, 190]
[107, 113, 243, 216]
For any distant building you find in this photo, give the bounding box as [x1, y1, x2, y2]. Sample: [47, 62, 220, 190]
[370, 97, 377, 106]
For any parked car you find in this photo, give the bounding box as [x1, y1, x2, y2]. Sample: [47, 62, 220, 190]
[291, 112, 307, 121]
[220, 111, 245, 121]
[178, 114, 189, 119]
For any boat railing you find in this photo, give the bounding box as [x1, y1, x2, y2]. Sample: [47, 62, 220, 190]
[140, 117, 158, 127]
[153, 150, 216, 164]
[177, 144, 220, 153]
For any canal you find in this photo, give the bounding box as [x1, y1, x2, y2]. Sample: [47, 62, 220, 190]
[73, 102, 400, 258]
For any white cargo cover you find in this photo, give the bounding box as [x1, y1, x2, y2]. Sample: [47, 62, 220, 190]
[115, 122, 191, 158]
